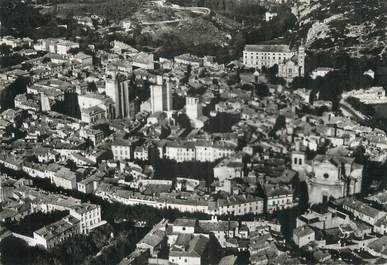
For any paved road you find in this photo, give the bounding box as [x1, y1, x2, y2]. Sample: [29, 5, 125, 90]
[141, 19, 183, 25]
[141, 0, 210, 25]
[156, 0, 210, 16]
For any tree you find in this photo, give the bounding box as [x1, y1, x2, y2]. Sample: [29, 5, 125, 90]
[52, 235, 97, 265]
[0, 44, 11, 54]
[0, 236, 56, 265]
[255, 83, 270, 98]
[176, 113, 192, 130]
[68, 47, 80, 55]
[317, 71, 344, 109]
[5, 210, 67, 236]
[42, 57, 51, 64]
[270, 115, 286, 137]
[0, 236, 29, 265]
[353, 145, 367, 164]
[206, 234, 223, 264]
[21, 62, 33, 71]
[148, 143, 160, 166]
[66, 159, 77, 171]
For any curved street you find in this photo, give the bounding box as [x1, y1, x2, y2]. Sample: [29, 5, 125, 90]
[141, 0, 210, 25]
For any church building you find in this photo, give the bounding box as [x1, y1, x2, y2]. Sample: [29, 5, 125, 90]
[291, 151, 363, 205]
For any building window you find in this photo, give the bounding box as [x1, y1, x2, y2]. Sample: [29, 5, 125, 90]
[324, 173, 329, 179]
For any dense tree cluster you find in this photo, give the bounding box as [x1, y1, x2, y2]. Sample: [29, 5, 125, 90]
[0, 53, 28, 69]
[206, 112, 241, 133]
[0, 0, 52, 37]
[291, 54, 375, 110]
[5, 211, 68, 236]
[346, 97, 375, 116]
[152, 159, 215, 185]
[0, 223, 147, 265]
[0, 77, 29, 109]
[0, 236, 57, 265]
[243, 7, 296, 44]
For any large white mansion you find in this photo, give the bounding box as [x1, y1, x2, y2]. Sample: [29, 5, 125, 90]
[243, 44, 305, 80]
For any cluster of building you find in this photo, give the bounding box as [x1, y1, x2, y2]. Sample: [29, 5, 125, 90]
[1, 7, 387, 263]
[118, 189, 387, 264]
[119, 216, 290, 265]
[0, 176, 105, 249]
[289, 189, 387, 263]
[242, 44, 305, 82]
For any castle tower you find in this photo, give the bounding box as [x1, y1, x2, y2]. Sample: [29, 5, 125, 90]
[150, 75, 173, 113]
[186, 96, 202, 120]
[0, 177, 3, 204]
[164, 77, 173, 111]
[298, 45, 305, 76]
[106, 73, 131, 119]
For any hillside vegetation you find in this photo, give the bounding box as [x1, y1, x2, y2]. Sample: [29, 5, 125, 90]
[290, 0, 386, 58]
[55, 0, 143, 21]
[169, 0, 268, 22]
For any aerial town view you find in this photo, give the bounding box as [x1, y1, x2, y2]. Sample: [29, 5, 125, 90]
[0, 0, 387, 264]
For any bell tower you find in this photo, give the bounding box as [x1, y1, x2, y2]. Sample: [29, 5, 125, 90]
[291, 151, 306, 172]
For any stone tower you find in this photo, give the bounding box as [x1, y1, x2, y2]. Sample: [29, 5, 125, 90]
[150, 75, 173, 113]
[298, 45, 306, 76]
[106, 73, 131, 119]
[186, 96, 202, 120]
[0, 177, 3, 204]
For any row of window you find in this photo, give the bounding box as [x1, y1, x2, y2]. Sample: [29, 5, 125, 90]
[269, 205, 291, 211]
[244, 52, 291, 57]
[113, 146, 130, 151]
[170, 258, 189, 263]
[270, 198, 292, 205]
[82, 211, 100, 221]
[114, 149, 129, 155]
[245, 56, 284, 60]
[243, 61, 277, 67]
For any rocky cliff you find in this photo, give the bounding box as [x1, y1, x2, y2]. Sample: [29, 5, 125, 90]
[290, 0, 386, 57]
